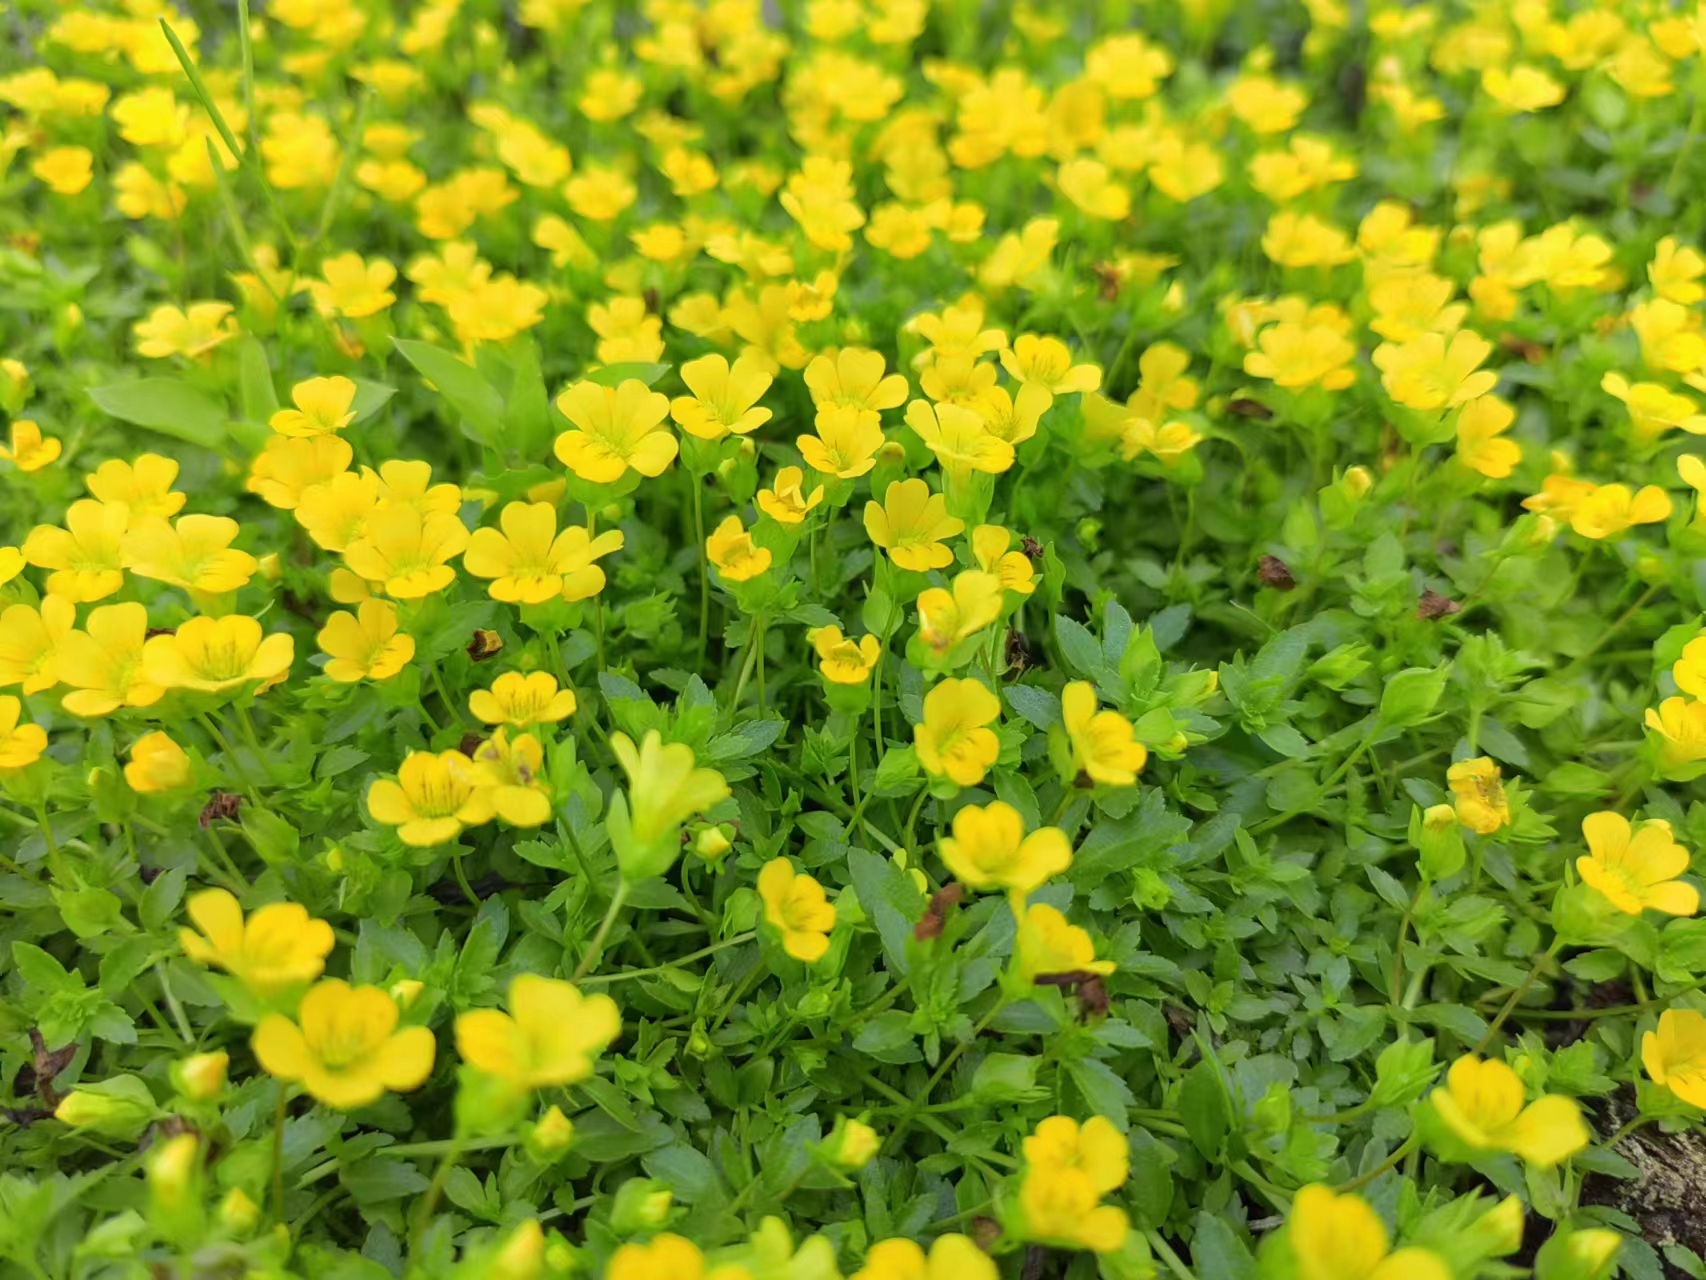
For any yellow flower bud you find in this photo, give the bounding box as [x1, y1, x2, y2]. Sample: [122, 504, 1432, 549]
[693, 824, 732, 860]
[824, 1116, 880, 1170]
[147, 1132, 201, 1215]
[389, 979, 425, 1009]
[526, 1105, 575, 1163]
[218, 1187, 260, 1236]
[174, 1050, 229, 1101]
[1341, 465, 1374, 499]
[491, 1220, 545, 1280]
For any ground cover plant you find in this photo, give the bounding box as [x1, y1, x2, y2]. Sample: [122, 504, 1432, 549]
[7, 0, 1706, 1277]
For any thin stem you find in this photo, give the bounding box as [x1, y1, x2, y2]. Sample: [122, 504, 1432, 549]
[572, 879, 631, 983]
[881, 1001, 1005, 1156]
[729, 614, 762, 712]
[1146, 1230, 1200, 1280]
[1336, 1134, 1418, 1193]
[1389, 887, 1421, 1006]
[1474, 940, 1563, 1054]
[451, 852, 480, 907]
[693, 478, 710, 661]
[901, 787, 929, 853]
[272, 1088, 289, 1224]
[579, 932, 757, 986]
[1560, 583, 1663, 677]
[412, 1135, 467, 1249]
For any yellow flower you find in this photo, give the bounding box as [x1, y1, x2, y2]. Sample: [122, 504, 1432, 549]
[470, 729, 553, 826]
[270, 376, 359, 437]
[939, 801, 1072, 895]
[178, 888, 334, 996]
[253, 979, 436, 1109]
[0, 595, 75, 692]
[1262, 211, 1356, 269]
[589, 296, 665, 365]
[342, 506, 470, 599]
[463, 502, 624, 604]
[366, 750, 490, 846]
[1017, 1169, 1128, 1253]
[1016, 903, 1115, 984]
[1647, 697, 1706, 776]
[56, 602, 163, 716]
[1642, 1009, 1706, 1109]
[1602, 373, 1706, 441]
[1001, 334, 1102, 399]
[1373, 330, 1498, 411]
[31, 145, 94, 195]
[1446, 756, 1509, 834]
[1229, 73, 1308, 132]
[132, 302, 237, 359]
[1483, 65, 1565, 113]
[23, 500, 129, 601]
[123, 515, 258, 594]
[85, 454, 185, 523]
[0, 695, 47, 772]
[1286, 1184, 1451, 1280]
[1651, 237, 1706, 306]
[308, 252, 397, 319]
[124, 731, 191, 793]
[1568, 484, 1672, 540]
[470, 672, 577, 727]
[1061, 682, 1148, 786]
[611, 729, 731, 852]
[971, 526, 1038, 595]
[1243, 322, 1357, 391]
[758, 858, 837, 962]
[805, 347, 909, 415]
[607, 1235, 751, 1280]
[914, 678, 1001, 787]
[853, 1236, 997, 1280]
[809, 627, 882, 685]
[1024, 1115, 1127, 1192]
[553, 380, 679, 484]
[706, 515, 771, 583]
[799, 405, 887, 479]
[756, 467, 825, 525]
[1455, 396, 1521, 480]
[247, 436, 353, 510]
[1429, 1054, 1589, 1167]
[905, 400, 1015, 479]
[0, 419, 61, 471]
[296, 470, 381, 552]
[864, 479, 963, 571]
[1576, 811, 1698, 917]
[670, 354, 774, 441]
[317, 599, 415, 683]
[916, 571, 1005, 654]
[143, 615, 295, 694]
[455, 974, 620, 1090]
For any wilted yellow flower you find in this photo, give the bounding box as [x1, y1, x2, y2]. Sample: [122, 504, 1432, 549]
[758, 858, 837, 962]
[1016, 903, 1115, 984]
[253, 979, 435, 1109]
[1446, 756, 1509, 834]
[469, 729, 553, 827]
[178, 888, 334, 996]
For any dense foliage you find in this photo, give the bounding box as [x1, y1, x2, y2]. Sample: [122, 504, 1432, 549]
[5, 1, 1706, 1278]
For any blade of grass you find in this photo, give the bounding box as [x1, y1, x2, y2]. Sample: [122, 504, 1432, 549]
[159, 18, 299, 255]
[203, 137, 285, 309]
[313, 89, 373, 245]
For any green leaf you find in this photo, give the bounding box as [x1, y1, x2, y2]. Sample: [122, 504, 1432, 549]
[1004, 683, 1061, 730]
[350, 379, 396, 423]
[88, 378, 228, 449]
[852, 1011, 921, 1064]
[1178, 1061, 1228, 1160]
[582, 362, 670, 388]
[1190, 1213, 1257, 1280]
[235, 334, 279, 421]
[847, 849, 925, 973]
[392, 337, 505, 440]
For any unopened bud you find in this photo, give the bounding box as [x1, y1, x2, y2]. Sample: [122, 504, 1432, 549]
[693, 824, 732, 860]
[218, 1187, 260, 1236]
[389, 979, 424, 1010]
[491, 1220, 546, 1280]
[822, 1116, 879, 1170]
[54, 1079, 157, 1138]
[173, 1051, 228, 1101]
[1412, 803, 1466, 880]
[525, 1105, 574, 1163]
[1341, 465, 1373, 500]
[609, 1178, 672, 1233]
[257, 552, 281, 581]
[147, 1132, 201, 1215]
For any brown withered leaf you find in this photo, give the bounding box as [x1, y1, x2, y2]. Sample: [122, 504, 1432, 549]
[1257, 555, 1296, 590]
[1417, 589, 1462, 620]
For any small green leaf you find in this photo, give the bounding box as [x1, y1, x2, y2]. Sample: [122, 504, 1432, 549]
[88, 378, 228, 449]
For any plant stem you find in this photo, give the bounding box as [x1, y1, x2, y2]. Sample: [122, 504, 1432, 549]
[412, 1134, 467, 1249]
[1146, 1230, 1200, 1280]
[1336, 1134, 1418, 1192]
[881, 1000, 1005, 1156]
[1474, 939, 1562, 1054]
[572, 879, 631, 982]
[729, 614, 762, 711]
[693, 477, 710, 661]
[579, 932, 756, 985]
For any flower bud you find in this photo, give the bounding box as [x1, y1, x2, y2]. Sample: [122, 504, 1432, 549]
[693, 823, 732, 861]
[54, 1078, 157, 1138]
[389, 979, 425, 1009]
[1341, 465, 1374, 499]
[599, 503, 623, 523]
[1536, 1229, 1621, 1280]
[1132, 867, 1171, 909]
[1469, 1196, 1526, 1257]
[491, 1220, 546, 1280]
[326, 844, 346, 873]
[218, 1187, 260, 1236]
[173, 1051, 229, 1101]
[1411, 803, 1465, 880]
[609, 1179, 673, 1234]
[147, 1132, 204, 1239]
[822, 1116, 879, 1170]
[525, 1105, 574, 1164]
[0, 357, 29, 413]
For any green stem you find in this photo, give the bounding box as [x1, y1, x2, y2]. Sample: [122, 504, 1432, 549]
[1474, 939, 1563, 1054]
[693, 477, 710, 661]
[1146, 1230, 1200, 1280]
[451, 852, 480, 907]
[1336, 1134, 1418, 1193]
[729, 614, 762, 712]
[572, 879, 631, 982]
[579, 932, 756, 986]
[901, 787, 930, 853]
[881, 1001, 1005, 1156]
[272, 1088, 289, 1224]
[412, 1135, 467, 1248]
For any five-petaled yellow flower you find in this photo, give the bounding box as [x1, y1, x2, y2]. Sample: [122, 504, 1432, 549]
[56, 602, 163, 716]
[1576, 811, 1698, 917]
[758, 858, 838, 962]
[1285, 1184, 1450, 1280]
[270, 376, 360, 437]
[317, 599, 415, 683]
[554, 379, 678, 484]
[463, 502, 624, 603]
[809, 627, 882, 685]
[939, 801, 1072, 896]
[366, 750, 490, 846]
[1016, 903, 1115, 985]
[1060, 682, 1148, 786]
[470, 672, 577, 727]
[253, 978, 435, 1109]
[756, 466, 825, 525]
[179, 888, 334, 997]
[1642, 1009, 1706, 1110]
[864, 479, 963, 571]
[670, 353, 774, 440]
[915, 678, 1001, 787]
[143, 615, 296, 693]
[0, 419, 62, 472]
[1428, 1054, 1589, 1168]
[0, 696, 48, 772]
[706, 515, 771, 582]
[455, 974, 620, 1090]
